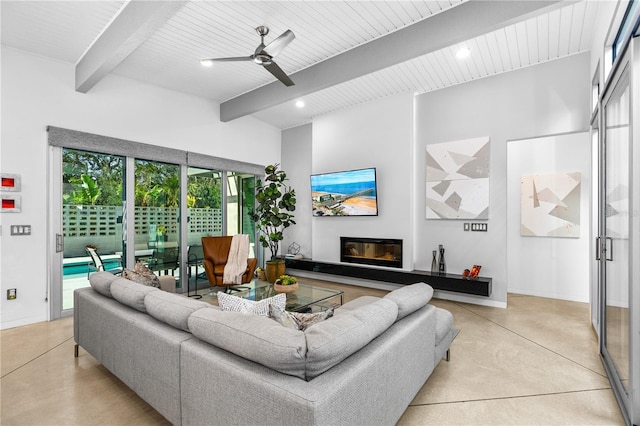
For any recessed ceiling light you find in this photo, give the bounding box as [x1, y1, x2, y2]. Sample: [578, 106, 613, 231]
[200, 59, 214, 67]
[295, 100, 305, 108]
[455, 46, 470, 59]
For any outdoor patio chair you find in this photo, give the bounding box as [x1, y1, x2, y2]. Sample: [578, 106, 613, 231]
[85, 246, 123, 278]
[148, 247, 179, 276]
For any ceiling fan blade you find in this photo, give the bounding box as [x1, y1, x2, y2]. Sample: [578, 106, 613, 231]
[264, 61, 295, 86]
[262, 29, 295, 58]
[202, 56, 252, 62]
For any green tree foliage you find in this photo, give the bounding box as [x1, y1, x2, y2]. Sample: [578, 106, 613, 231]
[63, 150, 123, 205]
[134, 160, 180, 207]
[187, 175, 222, 208]
[63, 149, 223, 209]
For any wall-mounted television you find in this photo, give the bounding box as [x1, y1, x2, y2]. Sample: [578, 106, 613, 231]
[310, 167, 378, 216]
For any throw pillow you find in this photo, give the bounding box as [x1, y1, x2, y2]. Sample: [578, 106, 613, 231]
[269, 304, 334, 331]
[217, 291, 286, 317]
[122, 262, 160, 288]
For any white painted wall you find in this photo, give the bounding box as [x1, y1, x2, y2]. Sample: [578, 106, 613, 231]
[415, 53, 591, 307]
[507, 132, 591, 302]
[312, 93, 414, 270]
[281, 124, 313, 259]
[0, 47, 281, 329]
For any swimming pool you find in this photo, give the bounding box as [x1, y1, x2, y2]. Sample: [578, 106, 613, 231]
[63, 258, 121, 276]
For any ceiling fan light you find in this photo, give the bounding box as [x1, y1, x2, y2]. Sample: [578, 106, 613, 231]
[253, 54, 272, 65]
[200, 59, 214, 67]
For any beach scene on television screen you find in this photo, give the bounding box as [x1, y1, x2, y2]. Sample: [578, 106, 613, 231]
[311, 168, 377, 216]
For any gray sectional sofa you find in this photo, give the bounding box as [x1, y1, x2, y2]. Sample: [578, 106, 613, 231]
[74, 271, 456, 425]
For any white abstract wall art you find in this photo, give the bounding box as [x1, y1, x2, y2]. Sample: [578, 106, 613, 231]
[520, 172, 581, 238]
[426, 136, 490, 219]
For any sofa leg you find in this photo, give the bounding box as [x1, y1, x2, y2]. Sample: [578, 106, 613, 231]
[74, 344, 79, 358]
[445, 348, 450, 362]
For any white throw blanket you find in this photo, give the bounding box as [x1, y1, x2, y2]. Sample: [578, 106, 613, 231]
[223, 234, 249, 284]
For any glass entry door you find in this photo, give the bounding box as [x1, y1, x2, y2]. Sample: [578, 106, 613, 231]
[599, 49, 633, 422]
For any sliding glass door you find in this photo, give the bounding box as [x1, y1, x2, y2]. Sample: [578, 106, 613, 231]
[134, 160, 181, 285]
[227, 172, 257, 258]
[49, 127, 264, 320]
[60, 149, 124, 311]
[186, 167, 223, 296]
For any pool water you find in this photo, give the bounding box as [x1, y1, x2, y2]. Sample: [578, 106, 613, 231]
[63, 260, 121, 276]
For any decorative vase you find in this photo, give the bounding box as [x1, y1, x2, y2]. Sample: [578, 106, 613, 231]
[437, 245, 446, 274]
[265, 260, 286, 283]
[430, 250, 438, 273]
[274, 282, 299, 293]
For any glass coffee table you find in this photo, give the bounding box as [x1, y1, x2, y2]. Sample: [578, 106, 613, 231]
[231, 281, 344, 313]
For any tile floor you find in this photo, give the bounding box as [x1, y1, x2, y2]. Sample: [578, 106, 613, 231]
[0, 279, 625, 425]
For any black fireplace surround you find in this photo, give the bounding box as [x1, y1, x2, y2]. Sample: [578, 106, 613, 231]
[340, 237, 402, 268]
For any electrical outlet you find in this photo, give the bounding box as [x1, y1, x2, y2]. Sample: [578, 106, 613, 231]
[7, 289, 16, 300]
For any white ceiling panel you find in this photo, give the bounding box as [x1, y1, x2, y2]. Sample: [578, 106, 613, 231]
[537, 14, 550, 62]
[558, 5, 574, 57]
[111, 0, 462, 102]
[253, 1, 600, 129]
[1, 0, 600, 130]
[1, 1, 125, 63]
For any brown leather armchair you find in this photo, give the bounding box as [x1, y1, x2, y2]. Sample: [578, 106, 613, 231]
[201, 236, 257, 292]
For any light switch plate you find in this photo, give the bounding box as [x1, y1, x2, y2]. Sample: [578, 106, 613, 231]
[471, 223, 488, 232]
[10, 225, 31, 235]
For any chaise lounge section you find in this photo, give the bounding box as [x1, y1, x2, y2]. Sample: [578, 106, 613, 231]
[74, 272, 456, 425]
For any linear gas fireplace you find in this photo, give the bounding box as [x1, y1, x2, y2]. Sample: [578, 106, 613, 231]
[340, 237, 402, 268]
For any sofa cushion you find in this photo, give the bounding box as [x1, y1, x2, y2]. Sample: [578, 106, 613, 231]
[217, 291, 285, 316]
[111, 278, 159, 313]
[269, 304, 334, 331]
[145, 290, 214, 331]
[188, 308, 307, 379]
[383, 282, 433, 320]
[335, 296, 381, 315]
[89, 271, 119, 298]
[304, 298, 398, 380]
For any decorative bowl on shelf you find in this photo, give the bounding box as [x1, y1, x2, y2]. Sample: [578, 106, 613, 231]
[274, 275, 298, 293]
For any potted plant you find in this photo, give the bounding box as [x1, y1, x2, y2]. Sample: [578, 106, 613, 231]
[249, 163, 296, 283]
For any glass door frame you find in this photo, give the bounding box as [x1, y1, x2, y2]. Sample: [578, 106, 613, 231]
[49, 146, 65, 319]
[598, 37, 640, 425]
[629, 35, 640, 426]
